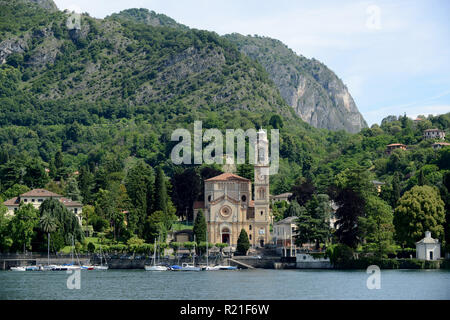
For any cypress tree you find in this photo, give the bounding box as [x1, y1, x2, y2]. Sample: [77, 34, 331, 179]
[236, 229, 250, 255]
[193, 210, 207, 244]
[153, 167, 168, 214]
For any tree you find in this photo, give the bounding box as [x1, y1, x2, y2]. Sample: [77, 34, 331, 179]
[125, 161, 154, 236]
[65, 177, 83, 202]
[290, 178, 316, 206]
[392, 172, 401, 207]
[2, 184, 30, 200]
[9, 203, 39, 252]
[143, 211, 168, 243]
[39, 198, 84, 245]
[331, 167, 375, 249]
[77, 166, 94, 204]
[295, 195, 331, 248]
[236, 229, 250, 255]
[171, 168, 201, 220]
[23, 159, 49, 188]
[153, 167, 168, 214]
[193, 210, 207, 245]
[0, 203, 12, 252]
[394, 185, 445, 248]
[284, 200, 303, 218]
[39, 213, 58, 260]
[359, 195, 395, 258]
[94, 189, 122, 241]
[269, 114, 284, 129]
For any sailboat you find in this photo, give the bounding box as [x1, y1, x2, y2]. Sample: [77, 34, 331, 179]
[214, 247, 237, 270]
[145, 237, 168, 271]
[202, 229, 219, 271]
[93, 245, 109, 270]
[178, 235, 201, 271]
[10, 266, 26, 271]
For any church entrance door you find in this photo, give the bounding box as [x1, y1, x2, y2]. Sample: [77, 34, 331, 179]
[222, 234, 230, 244]
[221, 227, 230, 244]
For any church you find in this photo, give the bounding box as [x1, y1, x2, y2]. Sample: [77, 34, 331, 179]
[193, 130, 271, 248]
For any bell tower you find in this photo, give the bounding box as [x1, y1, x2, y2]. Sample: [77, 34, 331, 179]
[253, 129, 270, 247]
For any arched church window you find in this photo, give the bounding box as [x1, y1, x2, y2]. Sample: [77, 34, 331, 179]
[208, 195, 212, 202]
[258, 188, 265, 200]
[241, 195, 247, 202]
[249, 225, 252, 231]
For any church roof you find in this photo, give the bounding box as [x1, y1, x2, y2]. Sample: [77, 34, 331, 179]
[205, 172, 250, 182]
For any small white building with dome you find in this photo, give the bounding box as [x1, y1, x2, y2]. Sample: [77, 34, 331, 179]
[416, 231, 441, 261]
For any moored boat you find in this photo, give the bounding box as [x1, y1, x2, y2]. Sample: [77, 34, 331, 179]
[180, 262, 201, 271]
[145, 236, 168, 271]
[10, 266, 26, 271]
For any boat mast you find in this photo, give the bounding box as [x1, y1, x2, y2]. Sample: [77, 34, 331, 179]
[206, 228, 209, 267]
[47, 232, 50, 266]
[71, 235, 74, 264]
[153, 238, 157, 267]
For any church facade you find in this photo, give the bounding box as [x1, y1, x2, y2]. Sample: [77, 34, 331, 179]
[194, 130, 271, 248]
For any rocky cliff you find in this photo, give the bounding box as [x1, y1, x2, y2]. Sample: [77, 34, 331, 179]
[225, 34, 368, 133]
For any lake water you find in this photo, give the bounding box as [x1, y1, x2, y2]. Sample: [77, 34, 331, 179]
[0, 269, 449, 300]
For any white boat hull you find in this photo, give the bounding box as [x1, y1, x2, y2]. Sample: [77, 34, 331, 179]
[202, 266, 221, 271]
[10, 266, 26, 271]
[145, 265, 168, 271]
[94, 265, 109, 270]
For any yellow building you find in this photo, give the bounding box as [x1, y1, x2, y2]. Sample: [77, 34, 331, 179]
[3, 189, 83, 225]
[194, 130, 271, 248]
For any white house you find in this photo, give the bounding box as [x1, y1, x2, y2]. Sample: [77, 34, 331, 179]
[416, 231, 441, 261]
[423, 129, 446, 140]
[273, 216, 297, 256]
[3, 189, 83, 225]
[270, 193, 292, 203]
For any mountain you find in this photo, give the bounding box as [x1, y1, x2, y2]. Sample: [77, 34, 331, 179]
[0, 0, 297, 128]
[28, 0, 57, 11]
[107, 8, 189, 30]
[224, 34, 368, 133]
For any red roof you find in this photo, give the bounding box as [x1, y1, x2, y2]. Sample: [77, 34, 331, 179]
[205, 173, 250, 182]
[3, 197, 19, 206]
[387, 144, 406, 147]
[3, 190, 82, 208]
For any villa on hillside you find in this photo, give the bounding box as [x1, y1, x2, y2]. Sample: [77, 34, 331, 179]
[432, 142, 450, 150]
[386, 143, 407, 155]
[423, 128, 446, 140]
[3, 189, 83, 225]
[371, 180, 385, 193]
[270, 192, 293, 203]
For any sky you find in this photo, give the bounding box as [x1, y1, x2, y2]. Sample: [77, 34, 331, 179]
[53, 0, 450, 126]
